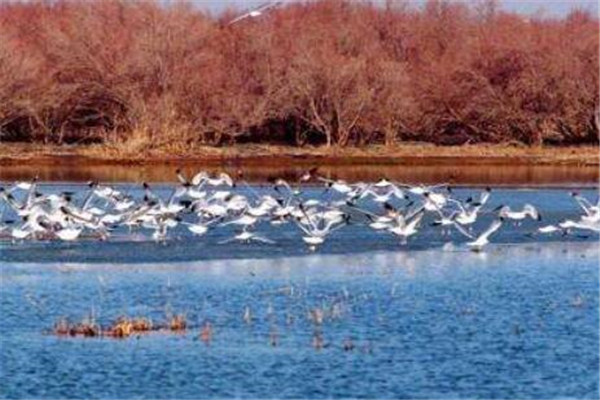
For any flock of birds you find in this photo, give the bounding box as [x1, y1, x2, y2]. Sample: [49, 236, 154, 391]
[1, 169, 599, 251]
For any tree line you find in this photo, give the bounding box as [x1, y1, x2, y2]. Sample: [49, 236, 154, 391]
[0, 0, 598, 148]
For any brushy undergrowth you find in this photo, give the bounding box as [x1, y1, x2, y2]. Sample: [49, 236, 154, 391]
[0, 0, 598, 149]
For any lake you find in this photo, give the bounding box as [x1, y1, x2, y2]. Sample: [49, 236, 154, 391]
[0, 182, 598, 399]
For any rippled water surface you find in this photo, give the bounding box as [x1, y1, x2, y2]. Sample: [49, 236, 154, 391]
[1, 184, 599, 399]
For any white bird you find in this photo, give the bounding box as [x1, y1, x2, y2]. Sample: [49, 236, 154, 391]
[405, 183, 447, 195]
[467, 218, 504, 251]
[219, 229, 275, 245]
[422, 191, 448, 211]
[181, 217, 220, 236]
[344, 202, 394, 230]
[221, 213, 259, 228]
[496, 204, 541, 221]
[388, 209, 425, 243]
[295, 219, 346, 248]
[319, 178, 354, 195]
[359, 185, 406, 203]
[11, 226, 32, 240]
[272, 178, 301, 197]
[373, 178, 393, 188]
[193, 172, 234, 187]
[559, 219, 600, 233]
[55, 227, 84, 241]
[444, 197, 484, 227]
[227, 1, 281, 25]
[538, 224, 562, 234]
[295, 204, 348, 249]
[571, 192, 600, 223]
[475, 187, 492, 206]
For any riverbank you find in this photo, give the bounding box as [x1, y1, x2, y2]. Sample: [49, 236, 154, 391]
[0, 143, 598, 167]
[1, 143, 597, 185]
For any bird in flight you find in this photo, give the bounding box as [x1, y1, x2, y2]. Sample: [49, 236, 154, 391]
[227, 1, 282, 25]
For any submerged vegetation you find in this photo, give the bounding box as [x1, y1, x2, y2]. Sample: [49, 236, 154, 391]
[0, 0, 598, 151]
[52, 314, 187, 338]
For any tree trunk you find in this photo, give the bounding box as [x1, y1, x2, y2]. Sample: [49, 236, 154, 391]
[384, 123, 396, 146]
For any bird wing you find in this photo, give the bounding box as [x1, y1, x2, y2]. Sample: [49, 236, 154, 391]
[294, 219, 314, 236]
[218, 237, 237, 245]
[451, 221, 475, 239]
[480, 218, 503, 241]
[447, 198, 467, 213]
[252, 235, 275, 244]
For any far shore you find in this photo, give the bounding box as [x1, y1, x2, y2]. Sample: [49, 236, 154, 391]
[1, 143, 598, 185]
[0, 143, 598, 167]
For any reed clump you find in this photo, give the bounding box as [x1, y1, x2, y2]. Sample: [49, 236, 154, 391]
[131, 317, 153, 332]
[52, 314, 185, 339]
[54, 317, 101, 337]
[107, 317, 135, 338]
[0, 0, 598, 149]
[169, 314, 187, 332]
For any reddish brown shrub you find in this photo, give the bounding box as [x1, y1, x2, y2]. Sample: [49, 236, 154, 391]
[0, 0, 597, 147]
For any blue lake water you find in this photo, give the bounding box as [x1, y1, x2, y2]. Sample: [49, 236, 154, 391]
[0, 184, 599, 399]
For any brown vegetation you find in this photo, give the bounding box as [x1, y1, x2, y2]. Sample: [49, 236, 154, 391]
[52, 314, 187, 338]
[0, 0, 598, 150]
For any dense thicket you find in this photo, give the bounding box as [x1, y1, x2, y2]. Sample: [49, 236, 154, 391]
[0, 0, 598, 148]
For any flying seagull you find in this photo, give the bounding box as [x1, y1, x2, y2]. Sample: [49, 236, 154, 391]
[227, 1, 282, 25]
